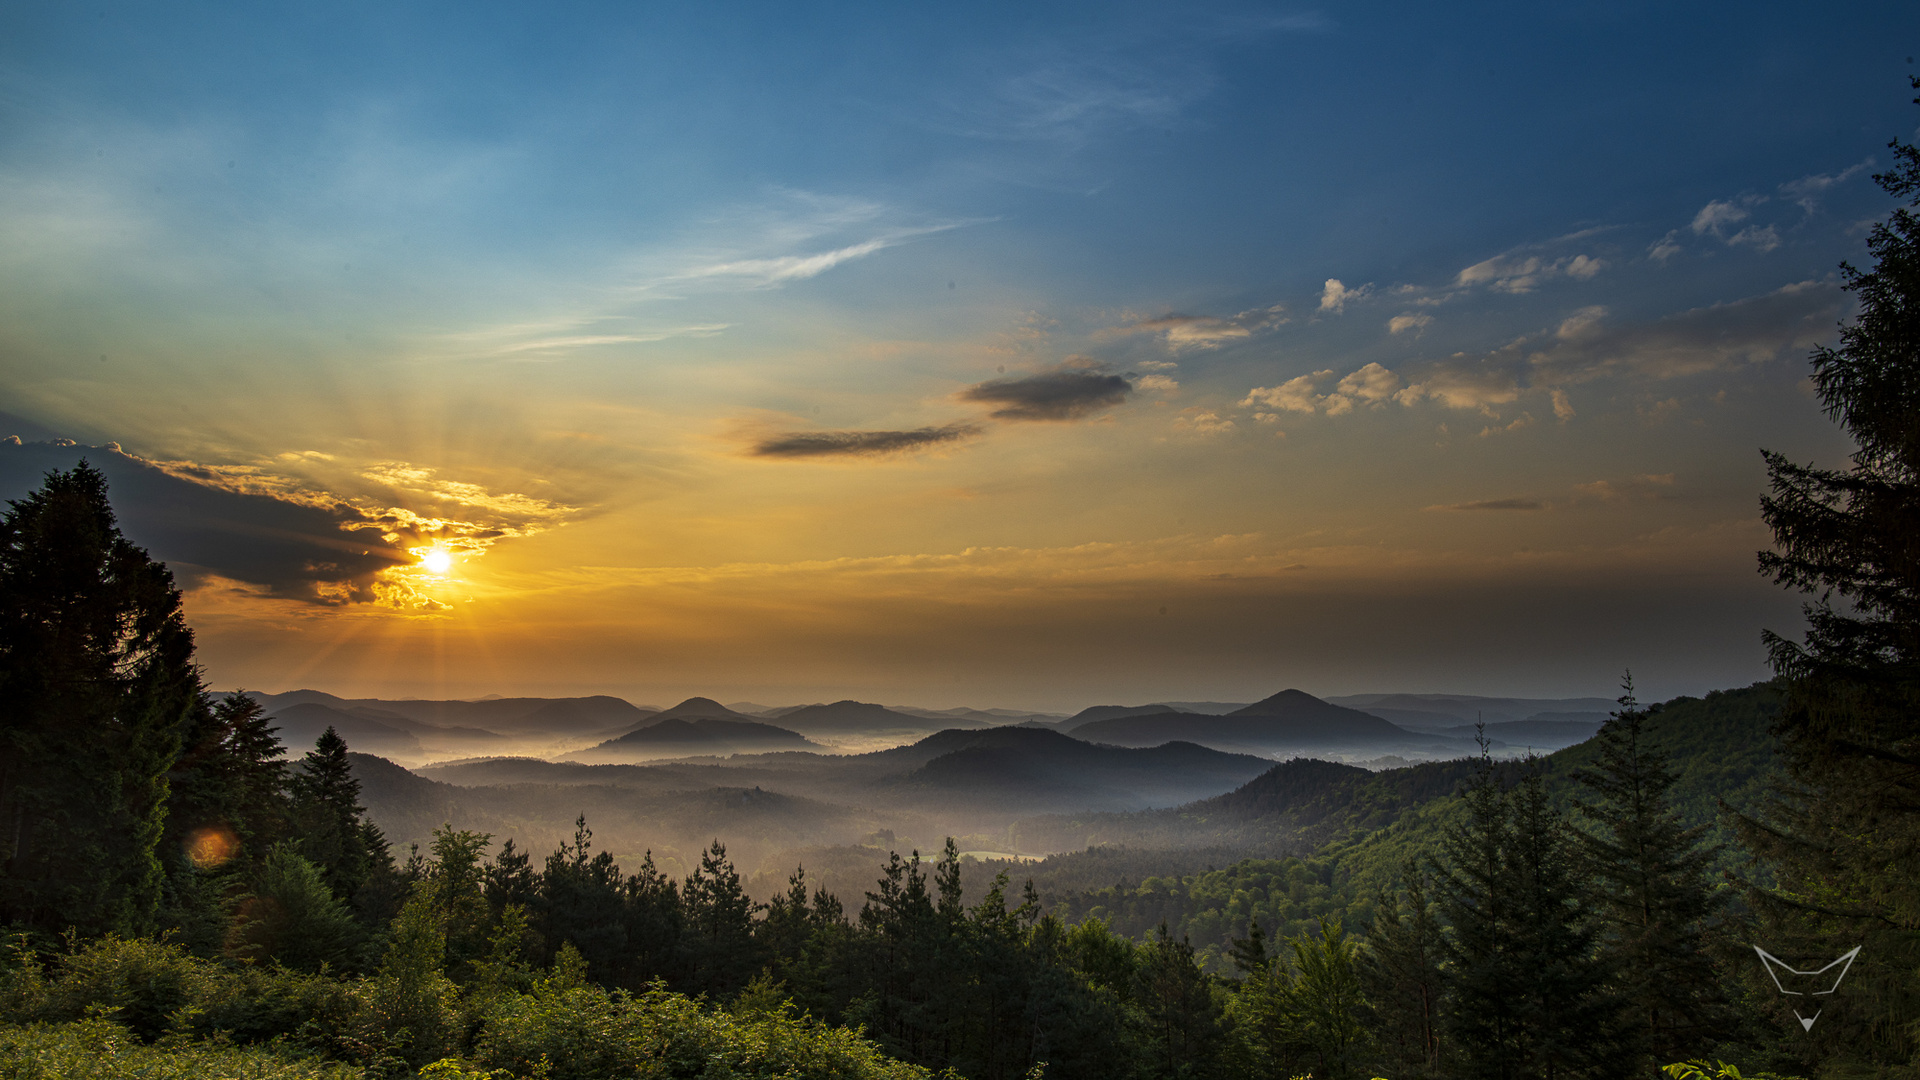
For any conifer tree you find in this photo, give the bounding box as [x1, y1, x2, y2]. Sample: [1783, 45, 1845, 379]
[0, 462, 200, 936]
[1743, 77, 1920, 1066]
[535, 816, 628, 978]
[1433, 755, 1622, 1078]
[288, 727, 388, 910]
[1360, 868, 1446, 1079]
[1430, 751, 1518, 1077]
[681, 838, 759, 996]
[1574, 682, 1734, 1068]
[1134, 922, 1223, 1080]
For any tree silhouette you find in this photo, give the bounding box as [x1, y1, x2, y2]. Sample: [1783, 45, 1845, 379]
[0, 462, 200, 935]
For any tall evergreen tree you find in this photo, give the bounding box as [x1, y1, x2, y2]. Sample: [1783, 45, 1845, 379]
[162, 693, 292, 873]
[1360, 868, 1446, 1079]
[1134, 922, 1224, 1080]
[1574, 682, 1735, 1068]
[1743, 77, 1920, 1067]
[288, 727, 389, 912]
[681, 839, 759, 997]
[0, 462, 201, 936]
[1433, 755, 1622, 1079]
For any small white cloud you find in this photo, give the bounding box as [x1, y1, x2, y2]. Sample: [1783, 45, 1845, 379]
[1252, 412, 1281, 424]
[1691, 200, 1751, 236]
[1319, 279, 1370, 314]
[1388, 313, 1432, 335]
[1556, 306, 1608, 340]
[1648, 232, 1683, 263]
[1727, 225, 1781, 253]
[1781, 160, 1872, 211]
[1136, 359, 1179, 371]
[1242, 372, 1331, 413]
[1564, 254, 1604, 279]
[1454, 251, 1601, 294]
[1137, 374, 1180, 393]
[1551, 388, 1575, 422]
[1335, 362, 1402, 404]
[1172, 410, 1236, 435]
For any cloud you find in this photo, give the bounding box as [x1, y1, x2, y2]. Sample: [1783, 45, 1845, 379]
[1426, 497, 1545, 512]
[960, 364, 1134, 421]
[1648, 232, 1683, 262]
[1574, 473, 1676, 502]
[1689, 195, 1779, 251]
[1171, 410, 1235, 435]
[1388, 313, 1432, 334]
[1115, 305, 1288, 349]
[748, 424, 982, 459]
[1525, 281, 1840, 384]
[0, 441, 408, 604]
[1319, 279, 1369, 313]
[1136, 374, 1180, 394]
[1454, 250, 1606, 294]
[1240, 362, 1402, 416]
[1241, 371, 1332, 413]
[688, 237, 899, 284]
[1726, 225, 1781, 253]
[1690, 199, 1751, 235]
[1551, 388, 1575, 421]
[1781, 160, 1873, 211]
[1556, 306, 1608, 340]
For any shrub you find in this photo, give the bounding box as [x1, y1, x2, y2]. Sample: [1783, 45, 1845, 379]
[0, 1017, 364, 1079]
[473, 980, 935, 1080]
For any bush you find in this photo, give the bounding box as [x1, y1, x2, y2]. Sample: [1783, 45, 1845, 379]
[0, 1017, 364, 1079]
[474, 981, 935, 1080]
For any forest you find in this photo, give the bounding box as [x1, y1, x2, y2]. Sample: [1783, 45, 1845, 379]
[2, 81, 1918, 1080]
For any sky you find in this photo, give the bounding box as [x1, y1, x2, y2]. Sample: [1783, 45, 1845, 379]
[2, 1, 1916, 710]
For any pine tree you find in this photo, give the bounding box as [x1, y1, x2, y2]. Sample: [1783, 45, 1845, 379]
[0, 462, 201, 936]
[1574, 682, 1735, 1068]
[1502, 770, 1622, 1079]
[288, 727, 387, 909]
[1430, 752, 1518, 1078]
[1433, 755, 1622, 1079]
[1743, 77, 1920, 1067]
[681, 838, 759, 997]
[1134, 922, 1224, 1080]
[1360, 867, 1446, 1079]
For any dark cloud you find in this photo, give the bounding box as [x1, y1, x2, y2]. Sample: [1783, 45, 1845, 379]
[1427, 497, 1545, 511]
[0, 440, 407, 603]
[960, 365, 1133, 421]
[750, 424, 982, 459]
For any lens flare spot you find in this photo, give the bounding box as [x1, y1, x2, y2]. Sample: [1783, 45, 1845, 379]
[186, 825, 239, 869]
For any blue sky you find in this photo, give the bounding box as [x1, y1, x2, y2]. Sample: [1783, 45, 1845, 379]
[2, 1, 1916, 707]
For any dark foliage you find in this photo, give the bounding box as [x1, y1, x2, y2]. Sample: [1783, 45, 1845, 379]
[0, 463, 200, 937]
[1744, 76, 1920, 1072]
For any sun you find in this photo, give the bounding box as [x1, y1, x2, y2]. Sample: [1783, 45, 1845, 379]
[421, 548, 453, 575]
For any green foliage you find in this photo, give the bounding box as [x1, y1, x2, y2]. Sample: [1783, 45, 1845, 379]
[292, 728, 394, 921]
[1573, 684, 1738, 1069]
[0, 1018, 363, 1079]
[1744, 77, 1920, 1073]
[473, 981, 935, 1080]
[1662, 1060, 1806, 1080]
[0, 462, 200, 937]
[228, 844, 369, 973]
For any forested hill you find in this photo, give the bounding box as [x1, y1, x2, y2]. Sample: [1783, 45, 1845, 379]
[972, 683, 1783, 968]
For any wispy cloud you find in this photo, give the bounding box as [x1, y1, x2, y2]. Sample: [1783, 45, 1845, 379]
[1240, 281, 1841, 424]
[748, 424, 982, 459]
[1426, 497, 1545, 512]
[1781, 160, 1873, 211]
[1108, 304, 1287, 349]
[960, 361, 1135, 421]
